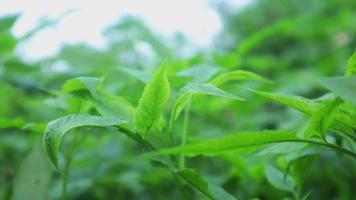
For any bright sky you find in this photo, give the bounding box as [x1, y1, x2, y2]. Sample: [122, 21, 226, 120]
[0, 0, 250, 61]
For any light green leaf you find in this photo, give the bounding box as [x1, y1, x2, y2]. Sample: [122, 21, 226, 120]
[62, 77, 102, 99]
[133, 62, 170, 137]
[346, 52, 356, 76]
[11, 142, 51, 200]
[320, 76, 356, 105]
[43, 114, 126, 168]
[171, 83, 245, 122]
[265, 165, 296, 192]
[209, 70, 272, 86]
[147, 130, 299, 157]
[251, 90, 319, 115]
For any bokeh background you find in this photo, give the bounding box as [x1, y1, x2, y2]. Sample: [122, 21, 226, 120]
[1, 0, 355, 199]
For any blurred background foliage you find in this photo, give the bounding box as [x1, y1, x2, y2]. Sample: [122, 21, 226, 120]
[0, 0, 355, 199]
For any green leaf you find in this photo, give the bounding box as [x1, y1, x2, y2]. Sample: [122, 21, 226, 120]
[251, 90, 355, 138]
[95, 91, 135, 120]
[117, 67, 150, 83]
[133, 62, 170, 137]
[346, 52, 356, 76]
[209, 70, 272, 86]
[305, 97, 342, 138]
[177, 65, 220, 82]
[171, 83, 245, 122]
[147, 130, 299, 157]
[265, 165, 296, 192]
[11, 142, 51, 200]
[150, 159, 236, 200]
[0, 14, 19, 32]
[320, 76, 356, 105]
[43, 114, 126, 168]
[62, 77, 102, 100]
[250, 90, 319, 115]
[175, 169, 236, 200]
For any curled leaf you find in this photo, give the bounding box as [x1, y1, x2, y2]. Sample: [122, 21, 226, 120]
[43, 114, 126, 168]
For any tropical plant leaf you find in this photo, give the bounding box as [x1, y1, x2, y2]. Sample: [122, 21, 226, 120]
[320, 76, 356, 105]
[209, 70, 272, 86]
[147, 130, 299, 157]
[133, 62, 170, 137]
[43, 114, 126, 168]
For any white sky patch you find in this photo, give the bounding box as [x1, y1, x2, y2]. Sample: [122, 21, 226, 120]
[0, 0, 250, 61]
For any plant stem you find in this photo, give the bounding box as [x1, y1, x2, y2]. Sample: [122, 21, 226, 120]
[179, 101, 191, 169]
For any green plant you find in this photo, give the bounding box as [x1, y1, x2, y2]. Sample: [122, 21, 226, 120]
[42, 52, 356, 200]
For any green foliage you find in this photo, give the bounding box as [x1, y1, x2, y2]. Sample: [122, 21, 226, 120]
[133, 62, 170, 137]
[170, 83, 244, 122]
[320, 76, 356, 105]
[264, 165, 296, 192]
[43, 114, 126, 168]
[250, 90, 319, 115]
[62, 77, 102, 100]
[1, 1, 356, 199]
[174, 168, 236, 200]
[148, 130, 299, 157]
[346, 52, 356, 76]
[305, 97, 341, 138]
[11, 143, 51, 200]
